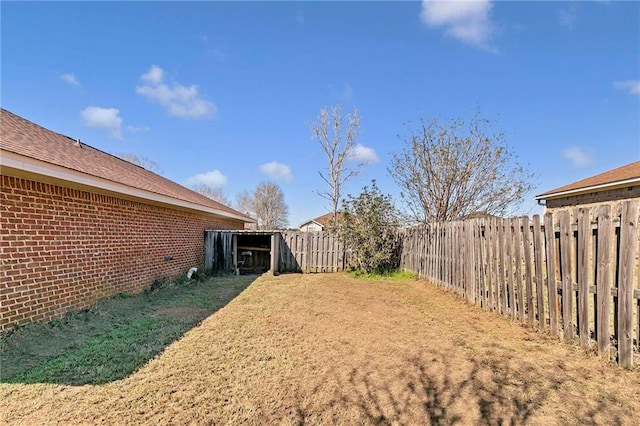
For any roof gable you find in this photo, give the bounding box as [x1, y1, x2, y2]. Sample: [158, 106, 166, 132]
[313, 213, 334, 227]
[299, 219, 323, 228]
[0, 109, 252, 221]
[298, 212, 345, 229]
[536, 161, 640, 200]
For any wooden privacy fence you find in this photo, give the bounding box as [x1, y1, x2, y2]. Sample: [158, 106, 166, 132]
[279, 231, 348, 273]
[399, 201, 640, 369]
[204, 230, 348, 274]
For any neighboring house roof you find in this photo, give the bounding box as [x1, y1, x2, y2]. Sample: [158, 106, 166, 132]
[298, 219, 324, 229]
[536, 161, 640, 201]
[314, 212, 340, 227]
[0, 108, 253, 223]
[298, 212, 342, 229]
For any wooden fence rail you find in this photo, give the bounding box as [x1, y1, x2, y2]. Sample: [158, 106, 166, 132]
[399, 200, 640, 369]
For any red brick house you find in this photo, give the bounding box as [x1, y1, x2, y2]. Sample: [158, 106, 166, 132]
[0, 109, 253, 332]
[535, 161, 640, 211]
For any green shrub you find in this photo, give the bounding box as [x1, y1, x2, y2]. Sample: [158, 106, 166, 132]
[338, 180, 402, 274]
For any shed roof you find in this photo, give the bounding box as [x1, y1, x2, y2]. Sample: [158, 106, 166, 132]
[536, 161, 640, 200]
[0, 108, 253, 222]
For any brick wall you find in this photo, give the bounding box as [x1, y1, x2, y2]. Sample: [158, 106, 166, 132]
[0, 175, 244, 332]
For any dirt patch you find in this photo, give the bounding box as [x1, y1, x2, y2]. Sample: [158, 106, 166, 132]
[1, 273, 639, 425]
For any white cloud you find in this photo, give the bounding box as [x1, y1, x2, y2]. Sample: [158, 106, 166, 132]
[420, 0, 495, 51]
[613, 80, 640, 96]
[210, 48, 226, 61]
[259, 161, 293, 182]
[141, 65, 164, 85]
[558, 6, 577, 28]
[562, 146, 594, 168]
[61, 73, 80, 86]
[79, 106, 122, 139]
[136, 65, 216, 119]
[126, 125, 151, 133]
[349, 144, 379, 164]
[184, 170, 228, 188]
[329, 83, 354, 102]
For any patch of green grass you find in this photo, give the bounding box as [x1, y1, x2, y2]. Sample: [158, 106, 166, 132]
[348, 269, 418, 281]
[0, 274, 256, 385]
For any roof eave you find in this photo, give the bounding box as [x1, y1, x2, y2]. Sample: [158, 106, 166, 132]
[298, 220, 323, 228]
[535, 177, 640, 201]
[1, 149, 254, 223]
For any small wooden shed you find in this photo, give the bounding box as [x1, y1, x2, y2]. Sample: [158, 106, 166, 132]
[204, 230, 280, 275]
[204, 230, 348, 275]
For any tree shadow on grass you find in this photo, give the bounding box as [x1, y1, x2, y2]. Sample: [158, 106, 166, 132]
[0, 274, 258, 386]
[293, 348, 625, 425]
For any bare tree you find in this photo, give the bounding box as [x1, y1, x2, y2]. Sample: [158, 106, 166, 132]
[389, 114, 534, 223]
[235, 190, 254, 217]
[309, 104, 361, 228]
[235, 182, 289, 230]
[113, 153, 163, 174]
[191, 183, 230, 205]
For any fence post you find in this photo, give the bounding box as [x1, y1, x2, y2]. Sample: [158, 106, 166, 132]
[204, 231, 213, 272]
[271, 232, 281, 275]
[232, 234, 238, 274]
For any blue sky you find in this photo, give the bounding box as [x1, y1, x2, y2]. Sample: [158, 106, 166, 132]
[2, 1, 639, 225]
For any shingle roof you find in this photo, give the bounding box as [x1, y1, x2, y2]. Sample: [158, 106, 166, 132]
[536, 161, 640, 199]
[313, 212, 337, 227]
[299, 212, 344, 228]
[0, 108, 252, 221]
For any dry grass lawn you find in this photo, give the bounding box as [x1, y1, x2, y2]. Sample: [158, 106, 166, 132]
[1, 273, 639, 425]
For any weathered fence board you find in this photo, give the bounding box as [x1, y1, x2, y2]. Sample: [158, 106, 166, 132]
[533, 215, 545, 329]
[618, 201, 638, 368]
[498, 219, 508, 316]
[506, 219, 516, 320]
[204, 231, 234, 272]
[559, 211, 574, 343]
[544, 213, 560, 337]
[577, 208, 591, 348]
[596, 204, 612, 357]
[514, 217, 525, 323]
[522, 216, 535, 326]
[399, 202, 640, 368]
